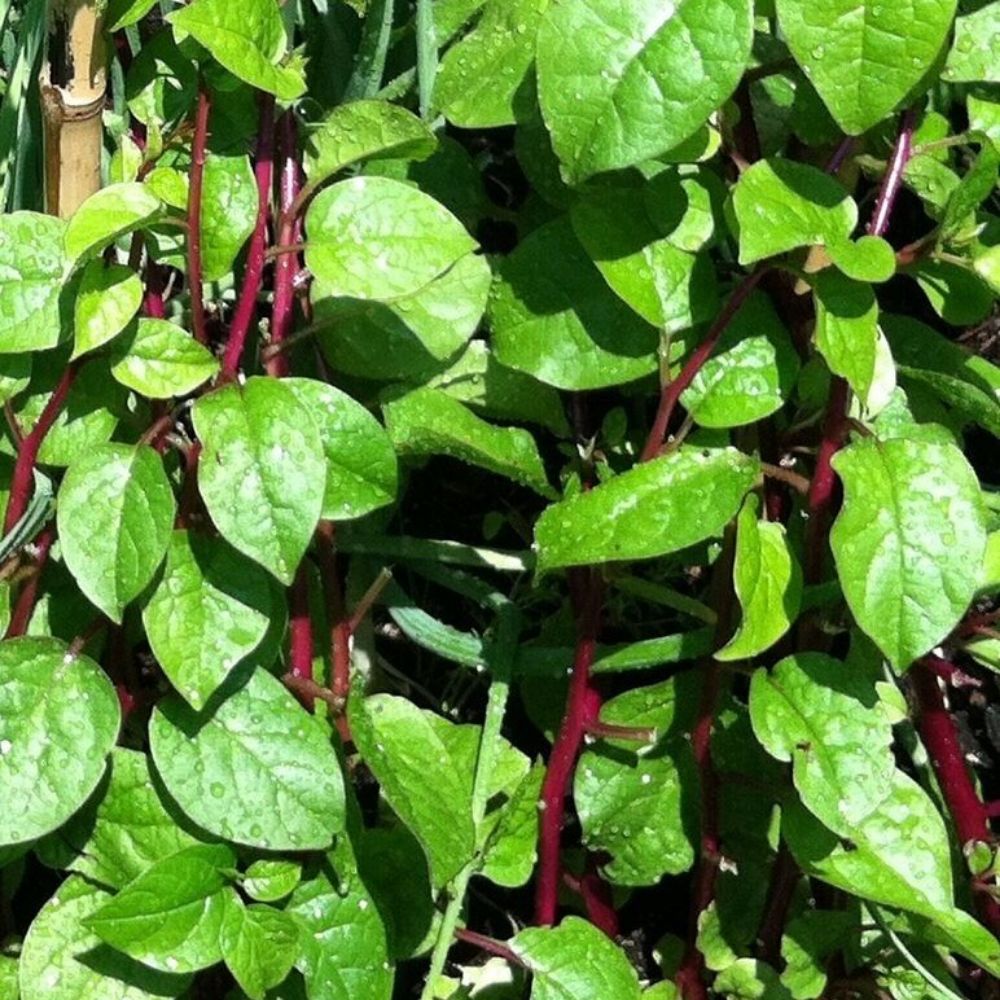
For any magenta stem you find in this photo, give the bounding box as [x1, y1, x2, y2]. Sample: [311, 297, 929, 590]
[867, 108, 918, 239]
[266, 112, 300, 378]
[187, 84, 212, 346]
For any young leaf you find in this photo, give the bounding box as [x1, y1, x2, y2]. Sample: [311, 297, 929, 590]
[305, 177, 478, 302]
[436, 0, 548, 128]
[220, 899, 301, 1000]
[776, 0, 958, 134]
[200, 153, 258, 282]
[169, 0, 307, 99]
[908, 257, 995, 326]
[732, 159, 857, 265]
[383, 387, 554, 497]
[716, 495, 802, 660]
[64, 183, 161, 264]
[575, 676, 698, 885]
[489, 218, 659, 390]
[19, 876, 191, 1000]
[535, 0, 753, 182]
[0, 637, 120, 847]
[150, 669, 346, 850]
[84, 844, 238, 973]
[826, 235, 896, 285]
[45, 747, 203, 890]
[534, 447, 758, 571]
[830, 435, 987, 669]
[72, 262, 143, 359]
[142, 531, 275, 710]
[57, 444, 176, 623]
[284, 378, 398, 520]
[303, 99, 436, 188]
[944, 2, 1000, 83]
[0, 212, 71, 353]
[749, 652, 895, 834]
[242, 860, 302, 903]
[510, 916, 643, 999]
[349, 693, 476, 886]
[193, 377, 326, 585]
[109, 318, 220, 398]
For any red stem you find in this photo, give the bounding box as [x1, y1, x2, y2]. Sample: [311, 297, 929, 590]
[4, 365, 76, 534]
[221, 94, 276, 380]
[454, 929, 525, 967]
[143, 264, 166, 318]
[867, 108, 918, 239]
[535, 570, 603, 926]
[6, 527, 54, 638]
[266, 112, 300, 378]
[578, 856, 620, 938]
[912, 659, 1000, 933]
[187, 84, 211, 346]
[640, 267, 767, 462]
[288, 564, 313, 685]
[315, 520, 352, 714]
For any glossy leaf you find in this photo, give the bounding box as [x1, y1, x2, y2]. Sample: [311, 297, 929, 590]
[143, 531, 275, 710]
[384, 387, 553, 497]
[305, 177, 478, 302]
[536, 0, 753, 182]
[72, 262, 143, 359]
[150, 669, 346, 850]
[944, 3, 1000, 83]
[242, 860, 302, 903]
[535, 447, 758, 571]
[0, 638, 120, 847]
[830, 435, 987, 669]
[716, 495, 802, 660]
[220, 899, 300, 1000]
[826, 236, 896, 284]
[64, 183, 161, 263]
[193, 377, 326, 584]
[57, 444, 176, 623]
[776, 0, 958, 134]
[109, 318, 219, 398]
[200, 153, 258, 282]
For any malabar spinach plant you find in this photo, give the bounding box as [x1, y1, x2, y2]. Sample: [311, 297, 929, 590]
[1, 0, 999, 998]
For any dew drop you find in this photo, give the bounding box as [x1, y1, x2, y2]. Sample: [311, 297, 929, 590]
[0, 739, 11, 755]
[210, 782, 225, 798]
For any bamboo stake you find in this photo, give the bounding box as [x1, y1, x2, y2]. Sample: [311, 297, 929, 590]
[41, 0, 106, 218]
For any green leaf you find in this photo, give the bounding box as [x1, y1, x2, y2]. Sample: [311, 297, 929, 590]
[944, 3, 1000, 83]
[436, 0, 548, 128]
[383, 388, 553, 497]
[717, 495, 802, 660]
[535, 447, 758, 571]
[0, 637, 120, 847]
[784, 770, 1000, 974]
[776, 0, 958, 134]
[830, 435, 987, 669]
[714, 959, 792, 1000]
[150, 669, 346, 850]
[64, 183, 161, 264]
[908, 258, 995, 327]
[780, 911, 855, 1000]
[286, 835, 393, 1000]
[85, 844, 238, 974]
[535, 0, 753, 183]
[575, 676, 697, 885]
[940, 142, 1000, 241]
[481, 762, 543, 888]
[813, 270, 894, 411]
[109, 318, 219, 398]
[19, 876, 191, 1000]
[749, 652, 894, 834]
[72, 262, 143, 359]
[0, 355, 31, 404]
[305, 177, 478, 302]
[0, 213, 71, 353]
[220, 899, 300, 1000]
[826, 236, 896, 284]
[283, 378, 398, 520]
[200, 153, 258, 283]
[193, 377, 326, 584]
[680, 292, 800, 429]
[44, 747, 203, 890]
[241, 860, 302, 903]
[169, 0, 306, 99]
[57, 444, 176, 623]
[107, 0, 160, 31]
[349, 694, 476, 886]
[314, 250, 491, 380]
[570, 184, 719, 333]
[303, 99, 436, 188]
[882, 314, 1000, 437]
[510, 917, 643, 1000]
[489, 218, 659, 390]
[142, 531, 275, 710]
[732, 159, 857, 265]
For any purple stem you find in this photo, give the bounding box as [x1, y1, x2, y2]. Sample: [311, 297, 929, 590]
[266, 112, 300, 378]
[867, 108, 918, 239]
[187, 85, 212, 346]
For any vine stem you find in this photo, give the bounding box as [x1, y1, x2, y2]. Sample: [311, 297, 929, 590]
[266, 112, 300, 378]
[867, 107, 918, 239]
[187, 83, 211, 346]
[220, 93, 276, 381]
[6, 527, 54, 638]
[420, 606, 521, 1000]
[4, 365, 76, 534]
[288, 565, 313, 684]
[912, 659, 1000, 933]
[640, 266, 768, 461]
[415, 0, 437, 121]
